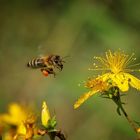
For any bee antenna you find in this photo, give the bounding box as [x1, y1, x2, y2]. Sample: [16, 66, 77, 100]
[62, 60, 66, 63]
[62, 55, 70, 60]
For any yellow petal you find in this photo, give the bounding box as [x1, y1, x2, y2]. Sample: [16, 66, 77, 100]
[74, 90, 98, 109]
[124, 73, 140, 90]
[99, 73, 110, 81]
[111, 74, 129, 92]
[41, 101, 51, 127]
[101, 73, 129, 92]
[17, 123, 26, 135]
[0, 103, 27, 126]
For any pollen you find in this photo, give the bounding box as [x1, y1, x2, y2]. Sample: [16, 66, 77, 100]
[85, 78, 109, 92]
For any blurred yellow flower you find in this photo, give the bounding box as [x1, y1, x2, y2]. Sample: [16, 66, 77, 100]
[41, 101, 51, 128]
[137, 128, 140, 133]
[17, 123, 26, 136]
[74, 78, 109, 109]
[0, 103, 35, 140]
[3, 133, 13, 140]
[92, 50, 140, 92]
[15, 115, 36, 140]
[0, 103, 27, 126]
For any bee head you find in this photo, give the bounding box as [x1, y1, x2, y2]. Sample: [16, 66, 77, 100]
[51, 55, 64, 71]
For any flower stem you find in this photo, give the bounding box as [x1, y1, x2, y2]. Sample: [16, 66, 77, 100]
[118, 101, 138, 133]
[115, 99, 140, 140]
[111, 88, 139, 135]
[37, 129, 66, 140]
[49, 133, 55, 140]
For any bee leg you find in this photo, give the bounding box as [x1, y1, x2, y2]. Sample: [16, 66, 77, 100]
[41, 68, 56, 77]
[47, 68, 56, 78]
[58, 65, 63, 71]
[40, 68, 44, 72]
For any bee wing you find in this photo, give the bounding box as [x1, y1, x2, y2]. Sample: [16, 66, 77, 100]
[37, 45, 52, 57]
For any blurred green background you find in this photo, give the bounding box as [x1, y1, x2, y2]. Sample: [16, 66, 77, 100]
[0, 0, 140, 139]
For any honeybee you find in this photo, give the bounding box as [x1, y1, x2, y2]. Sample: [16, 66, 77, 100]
[27, 55, 64, 77]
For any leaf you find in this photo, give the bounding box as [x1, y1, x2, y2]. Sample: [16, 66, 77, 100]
[117, 107, 121, 116]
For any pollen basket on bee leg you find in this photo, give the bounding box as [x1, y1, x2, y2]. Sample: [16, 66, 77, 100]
[41, 69, 49, 77]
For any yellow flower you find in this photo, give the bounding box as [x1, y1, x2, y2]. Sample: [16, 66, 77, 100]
[0, 103, 27, 126]
[92, 50, 140, 92]
[74, 50, 140, 109]
[41, 101, 51, 127]
[14, 115, 36, 140]
[74, 78, 109, 109]
[0, 103, 35, 140]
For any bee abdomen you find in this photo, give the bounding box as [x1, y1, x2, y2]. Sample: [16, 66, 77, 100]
[27, 58, 46, 68]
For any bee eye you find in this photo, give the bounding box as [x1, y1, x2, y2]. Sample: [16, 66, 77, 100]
[55, 60, 58, 63]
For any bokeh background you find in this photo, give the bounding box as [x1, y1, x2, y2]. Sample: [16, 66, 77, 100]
[0, 0, 140, 139]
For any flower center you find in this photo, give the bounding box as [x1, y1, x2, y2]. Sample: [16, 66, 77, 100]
[91, 50, 139, 74]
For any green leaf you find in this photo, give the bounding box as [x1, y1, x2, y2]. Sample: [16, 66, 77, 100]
[45, 116, 57, 130]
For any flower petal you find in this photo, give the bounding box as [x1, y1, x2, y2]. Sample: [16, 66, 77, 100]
[100, 73, 130, 92]
[41, 101, 51, 127]
[0, 103, 27, 126]
[100, 73, 110, 81]
[111, 74, 129, 92]
[74, 90, 98, 109]
[124, 73, 140, 90]
[17, 123, 26, 135]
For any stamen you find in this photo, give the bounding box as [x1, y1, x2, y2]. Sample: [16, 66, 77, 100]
[88, 68, 109, 71]
[92, 50, 139, 74]
[124, 53, 135, 66]
[127, 63, 140, 68]
[124, 69, 140, 72]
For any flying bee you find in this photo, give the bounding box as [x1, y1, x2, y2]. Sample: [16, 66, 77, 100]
[27, 55, 65, 77]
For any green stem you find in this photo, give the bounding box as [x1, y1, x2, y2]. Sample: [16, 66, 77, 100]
[105, 86, 140, 139]
[118, 101, 140, 140]
[112, 92, 138, 134]
[117, 100, 137, 133]
[49, 132, 55, 140]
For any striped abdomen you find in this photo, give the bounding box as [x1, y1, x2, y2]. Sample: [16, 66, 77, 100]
[27, 58, 46, 68]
